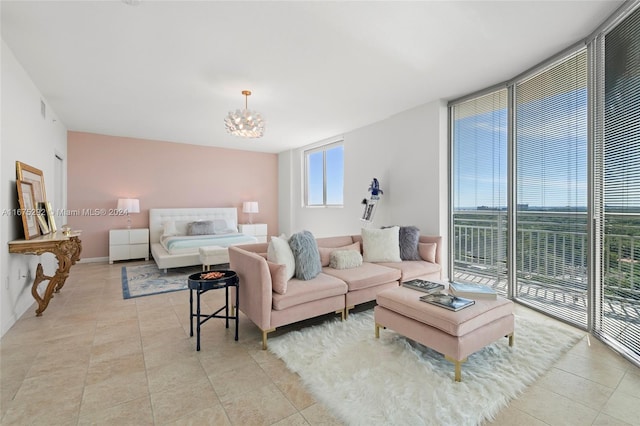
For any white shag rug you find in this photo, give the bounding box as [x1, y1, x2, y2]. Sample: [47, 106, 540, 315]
[268, 310, 583, 426]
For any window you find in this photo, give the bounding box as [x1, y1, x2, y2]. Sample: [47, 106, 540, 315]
[594, 5, 640, 361]
[451, 89, 508, 295]
[515, 50, 588, 327]
[450, 3, 640, 364]
[304, 142, 344, 207]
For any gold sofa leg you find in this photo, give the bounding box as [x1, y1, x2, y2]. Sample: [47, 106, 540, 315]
[508, 332, 515, 346]
[262, 328, 276, 350]
[375, 323, 386, 339]
[445, 356, 467, 382]
[345, 305, 354, 319]
[335, 309, 346, 321]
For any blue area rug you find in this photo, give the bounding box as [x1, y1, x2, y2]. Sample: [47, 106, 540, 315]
[121, 263, 227, 299]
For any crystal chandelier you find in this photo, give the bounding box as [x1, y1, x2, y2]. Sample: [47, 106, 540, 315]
[224, 90, 265, 138]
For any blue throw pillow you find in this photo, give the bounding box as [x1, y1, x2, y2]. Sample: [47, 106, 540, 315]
[289, 230, 322, 280]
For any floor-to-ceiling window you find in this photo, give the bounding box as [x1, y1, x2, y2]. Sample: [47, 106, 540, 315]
[451, 90, 508, 295]
[515, 50, 588, 327]
[593, 5, 640, 360]
[450, 2, 640, 365]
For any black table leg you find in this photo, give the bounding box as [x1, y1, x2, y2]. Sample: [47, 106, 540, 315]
[234, 283, 239, 341]
[196, 288, 201, 351]
[225, 285, 229, 329]
[189, 288, 194, 337]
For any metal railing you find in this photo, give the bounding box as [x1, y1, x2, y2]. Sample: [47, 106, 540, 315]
[452, 210, 640, 332]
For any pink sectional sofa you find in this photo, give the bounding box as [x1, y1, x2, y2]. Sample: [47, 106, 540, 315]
[228, 234, 442, 349]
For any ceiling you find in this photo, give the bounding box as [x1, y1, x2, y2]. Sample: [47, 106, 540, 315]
[1, 1, 624, 154]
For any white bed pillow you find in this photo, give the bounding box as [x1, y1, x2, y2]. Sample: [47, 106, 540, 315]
[267, 234, 295, 281]
[161, 220, 178, 238]
[213, 219, 237, 234]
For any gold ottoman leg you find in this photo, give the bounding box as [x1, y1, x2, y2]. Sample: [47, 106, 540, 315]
[508, 332, 515, 346]
[445, 356, 467, 382]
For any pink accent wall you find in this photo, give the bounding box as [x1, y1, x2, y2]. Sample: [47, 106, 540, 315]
[67, 131, 278, 259]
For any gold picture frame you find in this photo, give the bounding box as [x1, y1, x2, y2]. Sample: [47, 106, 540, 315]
[16, 161, 47, 204]
[43, 201, 57, 233]
[17, 180, 40, 239]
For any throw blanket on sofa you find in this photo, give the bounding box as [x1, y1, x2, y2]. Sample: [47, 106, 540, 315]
[161, 233, 258, 255]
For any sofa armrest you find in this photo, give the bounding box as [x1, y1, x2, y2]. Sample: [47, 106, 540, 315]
[419, 235, 443, 267]
[229, 246, 273, 330]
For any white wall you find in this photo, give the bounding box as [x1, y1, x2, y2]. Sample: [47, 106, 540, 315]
[1, 40, 68, 337]
[279, 99, 449, 276]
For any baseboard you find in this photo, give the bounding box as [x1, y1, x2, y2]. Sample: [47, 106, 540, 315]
[79, 256, 108, 263]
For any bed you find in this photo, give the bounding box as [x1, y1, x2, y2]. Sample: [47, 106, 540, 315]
[149, 207, 258, 271]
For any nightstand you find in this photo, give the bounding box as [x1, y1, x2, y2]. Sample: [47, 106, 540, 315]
[238, 223, 267, 243]
[109, 228, 149, 263]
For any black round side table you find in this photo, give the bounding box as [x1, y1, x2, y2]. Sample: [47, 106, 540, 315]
[187, 270, 239, 351]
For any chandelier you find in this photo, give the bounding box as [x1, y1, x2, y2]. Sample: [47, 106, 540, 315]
[224, 90, 265, 138]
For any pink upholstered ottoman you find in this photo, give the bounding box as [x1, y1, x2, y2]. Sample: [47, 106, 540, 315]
[374, 286, 514, 381]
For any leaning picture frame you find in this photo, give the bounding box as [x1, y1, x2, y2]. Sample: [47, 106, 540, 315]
[16, 161, 47, 204]
[17, 180, 40, 239]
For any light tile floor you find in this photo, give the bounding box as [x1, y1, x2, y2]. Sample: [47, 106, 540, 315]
[1, 261, 638, 425]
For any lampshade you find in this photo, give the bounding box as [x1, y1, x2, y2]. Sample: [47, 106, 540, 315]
[242, 201, 259, 214]
[224, 90, 265, 138]
[117, 198, 140, 214]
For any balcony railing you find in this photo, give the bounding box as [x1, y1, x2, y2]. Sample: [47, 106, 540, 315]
[453, 210, 640, 335]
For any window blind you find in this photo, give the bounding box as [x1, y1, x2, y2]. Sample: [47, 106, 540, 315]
[451, 90, 508, 295]
[595, 5, 640, 360]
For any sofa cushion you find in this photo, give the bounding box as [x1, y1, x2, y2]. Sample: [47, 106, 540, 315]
[376, 260, 442, 282]
[322, 262, 400, 291]
[318, 242, 361, 267]
[267, 261, 288, 295]
[272, 273, 348, 311]
[330, 249, 363, 270]
[289, 230, 322, 280]
[267, 235, 295, 281]
[419, 242, 437, 263]
[361, 226, 401, 263]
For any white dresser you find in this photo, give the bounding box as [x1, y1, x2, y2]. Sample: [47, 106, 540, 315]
[109, 228, 149, 263]
[238, 223, 268, 243]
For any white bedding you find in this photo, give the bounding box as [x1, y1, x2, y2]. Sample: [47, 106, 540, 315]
[149, 208, 259, 270]
[161, 233, 258, 255]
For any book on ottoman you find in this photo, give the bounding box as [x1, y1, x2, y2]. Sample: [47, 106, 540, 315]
[402, 279, 444, 294]
[419, 293, 475, 311]
[449, 281, 497, 300]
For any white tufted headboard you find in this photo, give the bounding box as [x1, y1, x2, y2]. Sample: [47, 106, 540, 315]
[149, 207, 238, 244]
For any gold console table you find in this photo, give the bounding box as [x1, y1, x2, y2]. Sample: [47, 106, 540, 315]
[8, 231, 82, 316]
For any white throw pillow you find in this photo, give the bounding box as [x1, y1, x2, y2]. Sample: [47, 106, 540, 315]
[267, 234, 296, 281]
[361, 226, 402, 263]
